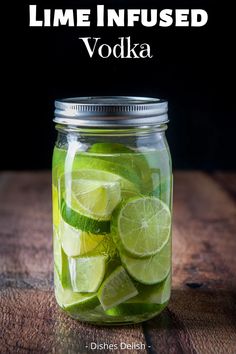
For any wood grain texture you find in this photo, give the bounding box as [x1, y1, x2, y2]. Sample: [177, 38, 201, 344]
[0, 171, 236, 354]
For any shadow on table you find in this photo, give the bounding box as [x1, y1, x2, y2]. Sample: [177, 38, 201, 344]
[143, 288, 236, 332]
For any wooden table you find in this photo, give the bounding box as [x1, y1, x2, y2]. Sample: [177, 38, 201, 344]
[0, 171, 235, 354]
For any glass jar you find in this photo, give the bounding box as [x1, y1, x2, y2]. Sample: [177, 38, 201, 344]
[52, 96, 172, 325]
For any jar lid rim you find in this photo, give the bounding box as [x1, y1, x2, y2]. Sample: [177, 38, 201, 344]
[54, 96, 168, 127]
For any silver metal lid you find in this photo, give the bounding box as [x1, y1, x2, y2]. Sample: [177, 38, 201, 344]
[54, 96, 168, 127]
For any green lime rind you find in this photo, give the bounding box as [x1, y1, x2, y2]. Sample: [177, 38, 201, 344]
[112, 196, 171, 257]
[61, 199, 110, 234]
[98, 266, 138, 310]
[120, 241, 171, 285]
[69, 256, 106, 293]
[63, 294, 99, 314]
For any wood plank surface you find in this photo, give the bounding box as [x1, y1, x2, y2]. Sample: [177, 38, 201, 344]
[0, 171, 235, 354]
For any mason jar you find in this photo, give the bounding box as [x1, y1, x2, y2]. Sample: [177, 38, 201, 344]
[52, 96, 172, 325]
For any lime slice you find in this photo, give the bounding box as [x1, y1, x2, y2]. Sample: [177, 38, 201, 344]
[98, 266, 138, 310]
[116, 196, 171, 257]
[120, 241, 171, 285]
[88, 143, 153, 194]
[69, 256, 106, 293]
[70, 179, 121, 218]
[55, 269, 99, 313]
[60, 219, 104, 257]
[127, 273, 171, 304]
[61, 199, 110, 234]
[75, 154, 141, 190]
[61, 177, 121, 234]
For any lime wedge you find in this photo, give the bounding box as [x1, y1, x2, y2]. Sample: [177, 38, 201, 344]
[55, 269, 99, 312]
[70, 179, 121, 218]
[61, 199, 110, 234]
[60, 219, 104, 257]
[127, 273, 171, 304]
[53, 232, 71, 288]
[69, 256, 106, 293]
[120, 241, 171, 285]
[98, 266, 138, 310]
[60, 177, 122, 234]
[116, 196, 171, 257]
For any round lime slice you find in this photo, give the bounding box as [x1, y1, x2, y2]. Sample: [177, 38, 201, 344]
[98, 266, 138, 310]
[120, 241, 171, 285]
[60, 219, 104, 257]
[69, 255, 106, 293]
[116, 196, 171, 257]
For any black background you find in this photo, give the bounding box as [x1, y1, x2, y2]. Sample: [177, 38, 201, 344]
[3, 0, 236, 170]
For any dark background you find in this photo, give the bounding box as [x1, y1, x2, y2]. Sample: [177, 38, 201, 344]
[3, 0, 235, 170]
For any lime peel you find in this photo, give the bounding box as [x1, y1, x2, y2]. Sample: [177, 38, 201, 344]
[61, 199, 110, 234]
[98, 266, 138, 310]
